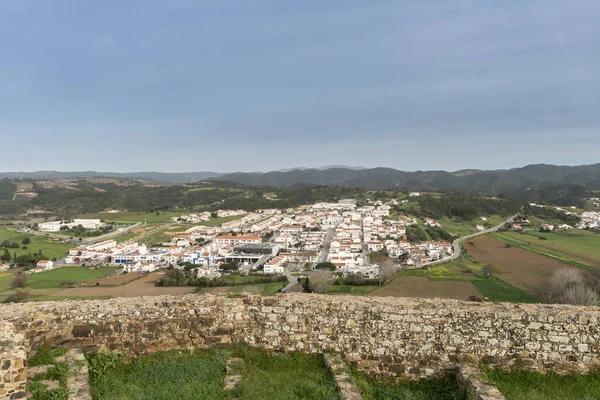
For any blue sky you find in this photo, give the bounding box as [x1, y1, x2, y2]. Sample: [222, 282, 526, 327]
[1, 0, 599, 173]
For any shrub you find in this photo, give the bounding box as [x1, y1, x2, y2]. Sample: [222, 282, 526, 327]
[11, 273, 28, 289]
[5, 288, 30, 303]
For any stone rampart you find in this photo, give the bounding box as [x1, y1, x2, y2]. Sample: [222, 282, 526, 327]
[0, 323, 27, 400]
[0, 293, 599, 398]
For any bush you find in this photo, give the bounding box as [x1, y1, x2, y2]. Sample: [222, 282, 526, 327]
[5, 288, 30, 303]
[21, 237, 31, 245]
[11, 273, 28, 289]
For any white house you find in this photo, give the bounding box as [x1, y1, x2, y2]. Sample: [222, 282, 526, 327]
[0, 264, 9, 272]
[36, 260, 54, 270]
[263, 255, 287, 274]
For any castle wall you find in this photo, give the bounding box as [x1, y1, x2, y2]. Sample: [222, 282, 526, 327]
[1, 293, 599, 399]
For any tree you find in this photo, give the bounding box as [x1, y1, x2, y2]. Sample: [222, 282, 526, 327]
[1, 240, 10, 248]
[307, 270, 335, 293]
[397, 252, 410, 265]
[315, 262, 336, 271]
[21, 237, 31, 245]
[378, 259, 397, 286]
[5, 288, 30, 303]
[11, 273, 28, 289]
[543, 268, 599, 306]
[1, 249, 10, 263]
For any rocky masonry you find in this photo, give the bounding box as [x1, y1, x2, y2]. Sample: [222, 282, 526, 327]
[0, 293, 599, 399]
[0, 324, 27, 400]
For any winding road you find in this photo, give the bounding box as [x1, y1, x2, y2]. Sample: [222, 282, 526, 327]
[422, 214, 518, 267]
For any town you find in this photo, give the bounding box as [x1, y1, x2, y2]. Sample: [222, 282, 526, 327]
[37, 198, 453, 281]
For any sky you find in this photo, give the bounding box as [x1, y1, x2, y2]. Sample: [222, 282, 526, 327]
[1, 0, 599, 173]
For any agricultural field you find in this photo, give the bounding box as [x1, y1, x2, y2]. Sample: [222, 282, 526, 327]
[327, 285, 380, 295]
[50, 272, 194, 298]
[0, 228, 73, 260]
[78, 211, 183, 223]
[463, 236, 580, 297]
[369, 276, 483, 300]
[26, 267, 119, 289]
[492, 230, 600, 268]
[471, 277, 538, 303]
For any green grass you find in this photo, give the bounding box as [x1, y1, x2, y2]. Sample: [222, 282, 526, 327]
[350, 367, 466, 400]
[0, 228, 73, 260]
[230, 347, 339, 400]
[228, 281, 286, 296]
[27, 267, 118, 289]
[490, 232, 596, 271]
[28, 344, 69, 400]
[448, 252, 488, 276]
[485, 368, 600, 400]
[0, 272, 13, 293]
[471, 277, 538, 303]
[499, 230, 600, 266]
[90, 347, 340, 400]
[402, 266, 465, 281]
[90, 350, 230, 400]
[328, 285, 380, 295]
[78, 211, 183, 223]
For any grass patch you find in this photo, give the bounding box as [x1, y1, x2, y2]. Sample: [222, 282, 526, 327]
[402, 266, 464, 280]
[328, 285, 380, 295]
[0, 272, 13, 293]
[90, 347, 340, 400]
[0, 228, 73, 260]
[490, 233, 595, 271]
[27, 267, 118, 289]
[471, 277, 538, 303]
[28, 344, 69, 400]
[485, 368, 600, 400]
[349, 367, 466, 400]
[230, 346, 339, 400]
[89, 350, 230, 400]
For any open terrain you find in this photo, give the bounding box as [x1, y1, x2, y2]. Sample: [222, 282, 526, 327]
[0, 228, 73, 260]
[463, 236, 580, 296]
[492, 230, 600, 268]
[369, 276, 483, 300]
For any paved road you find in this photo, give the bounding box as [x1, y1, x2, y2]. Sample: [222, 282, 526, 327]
[421, 214, 518, 267]
[313, 227, 335, 267]
[282, 272, 299, 292]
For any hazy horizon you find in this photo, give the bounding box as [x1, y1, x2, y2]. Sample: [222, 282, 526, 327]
[1, 1, 599, 173]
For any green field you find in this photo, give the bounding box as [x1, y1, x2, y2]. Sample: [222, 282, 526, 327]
[471, 277, 538, 303]
[0, 228, 73, 260]
[327, 285, 380, 295]
[402, 266, 466, 281]
[27, 267, 118, 289]
[79, 211, 183, 223]
[447, 252, 487, 276]
[0, 272, 13, 293]
[490, 232, 597, 270]
[497, 230, 600, 266]
[90, 347, 339, 400]
[485, 369, 600, 400]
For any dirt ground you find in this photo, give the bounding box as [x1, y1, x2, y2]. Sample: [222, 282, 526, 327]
[87, 272, 143, 286]
[464, 236, 578, 295]
[369, 276, 483, 300]
[51, 272, 194, 298]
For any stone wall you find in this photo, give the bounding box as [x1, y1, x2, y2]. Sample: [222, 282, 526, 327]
[0, 323, 27, 400]
[0, 293, 599, 396]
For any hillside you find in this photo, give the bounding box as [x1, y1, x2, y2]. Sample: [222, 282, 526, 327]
[214, 163, 600, 192]
[2, 163, 600, 191]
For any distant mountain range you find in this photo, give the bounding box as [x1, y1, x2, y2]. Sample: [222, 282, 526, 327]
[2, 163, 600, 193]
